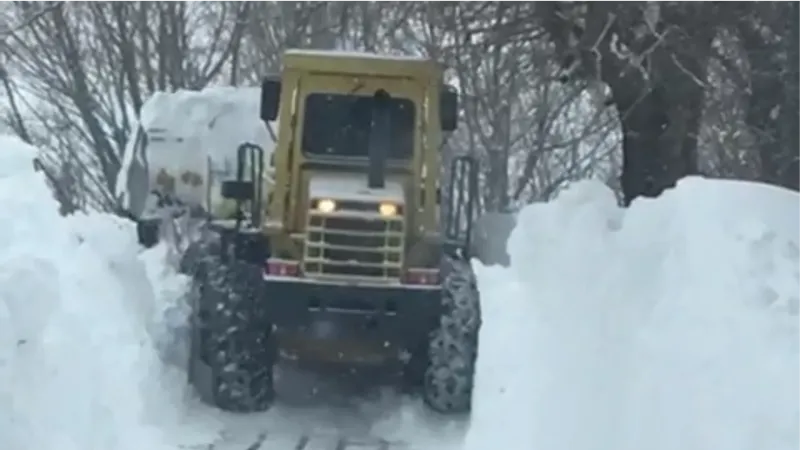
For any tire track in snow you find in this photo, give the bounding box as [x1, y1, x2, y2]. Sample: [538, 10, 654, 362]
[197, 432, 406, 450]
[180, 360, 457, 450]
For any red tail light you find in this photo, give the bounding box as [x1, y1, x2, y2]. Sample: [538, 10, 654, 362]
[265, 258, 300, 277]
[404, 268, 439, 285]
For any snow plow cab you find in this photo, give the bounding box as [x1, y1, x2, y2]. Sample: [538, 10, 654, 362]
[182, 50, 481, 416]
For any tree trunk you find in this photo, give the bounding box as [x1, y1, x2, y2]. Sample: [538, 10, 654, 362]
[781, 2, 800, 190]
[616, 86, 672, 205]
[540, 2, 714, 206]
[607, 6, 712, 205]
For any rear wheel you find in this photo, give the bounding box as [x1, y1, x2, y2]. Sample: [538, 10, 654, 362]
[413, 256, 481, 414]
[182, 237, 276, 412]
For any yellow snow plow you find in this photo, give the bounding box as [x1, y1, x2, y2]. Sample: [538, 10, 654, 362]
[133, 50, 484, 416]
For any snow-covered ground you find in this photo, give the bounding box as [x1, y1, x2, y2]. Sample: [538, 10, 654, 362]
[1, 132, 797, 450]
[0, 135, 214, 450]
[467, 177, 799, 450]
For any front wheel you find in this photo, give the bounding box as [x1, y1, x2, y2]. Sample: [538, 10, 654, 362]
[183, 239, 276, 412]
[416, 256, 482, 414]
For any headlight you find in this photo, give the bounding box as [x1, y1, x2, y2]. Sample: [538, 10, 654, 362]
[317, 199, 336, 213]
[379, 202, 398, 217]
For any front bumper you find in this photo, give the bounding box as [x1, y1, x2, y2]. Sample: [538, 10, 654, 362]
[262, 275, 442, 345]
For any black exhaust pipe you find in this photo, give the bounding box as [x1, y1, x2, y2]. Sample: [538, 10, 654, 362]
[367, 89, 391, 189]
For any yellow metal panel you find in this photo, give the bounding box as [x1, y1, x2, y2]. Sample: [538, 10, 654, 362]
[265, 69, 302, 259]
[283, 49, 441, 80]
[263, 49, 449, 264]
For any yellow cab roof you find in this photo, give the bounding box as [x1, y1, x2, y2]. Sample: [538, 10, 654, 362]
[282, 49, 443, 81]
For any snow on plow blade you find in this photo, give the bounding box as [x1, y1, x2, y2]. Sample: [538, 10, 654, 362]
[470, 211, 517, 267]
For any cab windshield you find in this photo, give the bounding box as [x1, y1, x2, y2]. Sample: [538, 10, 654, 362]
[301, 92, 415, 160]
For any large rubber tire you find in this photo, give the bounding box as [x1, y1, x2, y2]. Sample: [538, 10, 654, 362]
[182, 238, 276, 413]
[418, 256, 481, 414]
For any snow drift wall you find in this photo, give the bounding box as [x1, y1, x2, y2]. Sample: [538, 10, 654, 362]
[0, 136, 205, 450]
[468, 177, 799, 450]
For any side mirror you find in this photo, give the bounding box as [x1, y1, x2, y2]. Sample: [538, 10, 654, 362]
[440, 85, 458, 132]
[260, 76, 281, 122]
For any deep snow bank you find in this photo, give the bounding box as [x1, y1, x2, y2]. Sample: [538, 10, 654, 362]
[467, 176, 799, 450]
[0, 136, 202, 450]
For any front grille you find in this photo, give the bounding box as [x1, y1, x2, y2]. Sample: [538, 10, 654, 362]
[304, 203, 404, 281]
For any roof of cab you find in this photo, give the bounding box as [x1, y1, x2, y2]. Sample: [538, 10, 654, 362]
[282, 49, 443, 80]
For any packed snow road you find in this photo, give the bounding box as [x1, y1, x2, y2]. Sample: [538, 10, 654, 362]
[1, 134, 797, 450]
[169, 355, 468, 450]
